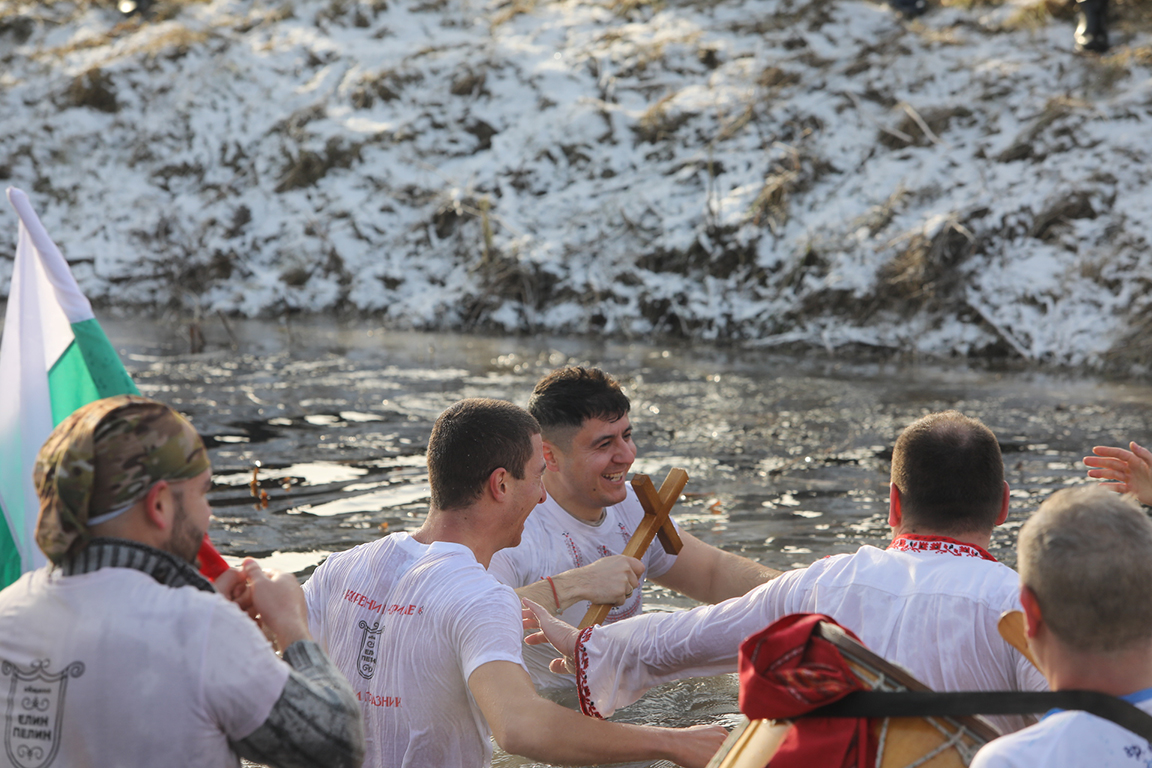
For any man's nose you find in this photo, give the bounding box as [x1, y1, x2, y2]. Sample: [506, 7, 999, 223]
[612, 438, 636, 464]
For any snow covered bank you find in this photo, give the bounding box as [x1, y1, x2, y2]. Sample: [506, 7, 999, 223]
[1, 0, 1150, 367]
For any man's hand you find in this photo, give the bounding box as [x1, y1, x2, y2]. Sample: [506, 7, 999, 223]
[522, 599, 580, 674]
[515, 555, 644, 615]
[668, 725, 730, 768]
[564, 555, 644, 607]
[240, 559, 313, 650]
[214, 566, 253, 610]
[1084, 441, 1152, 505]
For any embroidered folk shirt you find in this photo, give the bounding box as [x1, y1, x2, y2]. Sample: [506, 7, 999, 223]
[488, 485, 682, 689]
[571, 534, 1046, 734]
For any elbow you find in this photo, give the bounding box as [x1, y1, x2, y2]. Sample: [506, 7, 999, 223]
[329, 686, 368, 768]
[490, 714, 541, 759]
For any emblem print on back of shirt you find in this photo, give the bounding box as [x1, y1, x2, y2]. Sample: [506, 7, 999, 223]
[2, 659, 85, 768]
[357, 620, 383, 679]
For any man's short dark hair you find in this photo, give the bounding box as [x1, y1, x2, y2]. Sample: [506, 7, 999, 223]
[427, 398, 540, 511]
[527, 367, 630, 440]
[890, 411, 1004, 534]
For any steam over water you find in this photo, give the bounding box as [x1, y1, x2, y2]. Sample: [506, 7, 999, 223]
[107, 316, 1151, 767]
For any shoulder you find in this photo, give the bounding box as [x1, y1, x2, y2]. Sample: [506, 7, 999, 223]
[307, 534, 423, 588]
[971, 713, 1087, 768]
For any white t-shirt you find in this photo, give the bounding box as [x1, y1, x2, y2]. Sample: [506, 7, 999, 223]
[303, 531, 429, 678]
[971, 690, 1152, 767]
[0, 566, 289, 767]
[368, 541, 527, 768]
[575, 536, 1047, 734]
[488, 485, 682, 688]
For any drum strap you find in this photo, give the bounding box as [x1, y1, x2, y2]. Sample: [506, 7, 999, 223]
[806, 690, 1152, 742]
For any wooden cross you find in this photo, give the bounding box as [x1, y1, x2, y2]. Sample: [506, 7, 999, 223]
[578, 468, 688, 629]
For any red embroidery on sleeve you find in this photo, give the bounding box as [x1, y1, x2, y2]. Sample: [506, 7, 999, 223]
[573, 626, 603, 719]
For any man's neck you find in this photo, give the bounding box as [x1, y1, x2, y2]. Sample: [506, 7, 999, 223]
[1040, 638, 1152, 698]
[890, 525, 993, 552]
[412, 509, 497, 568]
[542, 476, 606, 524]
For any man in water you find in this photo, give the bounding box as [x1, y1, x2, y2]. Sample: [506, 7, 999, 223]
[525, 410, 1046, 733]
[971, 487, 1152, 766]
[0, 395, 364, 767]
[489, 366, 781, 689]
[305, 398, 727, 768]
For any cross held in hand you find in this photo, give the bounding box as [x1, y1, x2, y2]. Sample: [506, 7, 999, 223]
[578, 468, 688, 629]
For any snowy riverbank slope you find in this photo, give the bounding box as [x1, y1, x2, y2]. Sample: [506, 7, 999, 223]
[1, 0, 1150, 366]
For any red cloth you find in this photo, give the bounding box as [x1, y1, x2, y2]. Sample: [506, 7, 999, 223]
[196, 534, 230, 581]
[738, 613, 877, 768]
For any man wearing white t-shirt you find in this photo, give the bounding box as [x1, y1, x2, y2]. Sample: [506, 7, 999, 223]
[0, 396, 363, 768]
[314, 398, 727, 768]
[525, 410, 1047, 734]
[971, 487, 1152, 767]
[489, 366, 781, 688]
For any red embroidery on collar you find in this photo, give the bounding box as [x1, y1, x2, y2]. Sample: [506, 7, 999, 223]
[887, 534, 998, 562]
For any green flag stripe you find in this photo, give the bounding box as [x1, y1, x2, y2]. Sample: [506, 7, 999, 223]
[70, 318, 139, 401]
[47, 319, 139, 425]
[0, 519, 20, 588]
[48, 341, 102, 425]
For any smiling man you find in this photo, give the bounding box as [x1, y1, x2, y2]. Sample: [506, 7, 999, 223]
[306, 397, 727, 768]
[489, 366, 781, 689]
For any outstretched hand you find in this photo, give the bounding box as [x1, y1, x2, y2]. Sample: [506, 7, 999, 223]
[1084, 441, 1152, 506]
[522, 598, 581, 674]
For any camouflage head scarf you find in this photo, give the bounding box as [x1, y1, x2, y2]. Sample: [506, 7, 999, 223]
[33, 395, 210, 564]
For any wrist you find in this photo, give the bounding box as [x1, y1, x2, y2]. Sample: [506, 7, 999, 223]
[543, 576, 561, 613]
[268, 617, 312, 649]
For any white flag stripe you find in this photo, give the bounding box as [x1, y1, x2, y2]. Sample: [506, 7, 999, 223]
[0, 218, 55, 572]
[6, 187, 94, 325]
[31, 225, 75, 374]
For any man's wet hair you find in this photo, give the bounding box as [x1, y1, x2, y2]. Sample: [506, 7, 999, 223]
[1019, 487, 1152, 652]
[527, 367, 630, 442]
[890, 410, 1004, 534]
[427, 398, 540, 511]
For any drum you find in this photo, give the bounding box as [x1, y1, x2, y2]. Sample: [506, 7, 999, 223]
[707, 621, 1002, 768]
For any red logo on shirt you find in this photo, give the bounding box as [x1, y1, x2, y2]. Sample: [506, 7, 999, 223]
[358, 691, 401, 708]
[343, 589, 386, 614]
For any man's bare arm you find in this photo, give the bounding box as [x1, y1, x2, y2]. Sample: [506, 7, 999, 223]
[514, 555, 644, 615]
[468, 661, 726, 768]
[653, 531, 781, 605]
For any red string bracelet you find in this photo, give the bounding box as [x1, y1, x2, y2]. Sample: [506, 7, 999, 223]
[544, 575, 560, 612]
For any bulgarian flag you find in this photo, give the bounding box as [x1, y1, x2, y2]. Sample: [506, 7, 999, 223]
[0, 187, 139, 588]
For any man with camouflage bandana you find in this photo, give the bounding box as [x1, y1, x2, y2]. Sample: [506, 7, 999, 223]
[0, 395, 365, 768]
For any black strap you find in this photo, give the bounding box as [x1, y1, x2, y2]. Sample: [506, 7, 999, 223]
[802, 690, 1152, 742]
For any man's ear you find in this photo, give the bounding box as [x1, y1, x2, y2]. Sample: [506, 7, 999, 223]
[888, 483, 902, 529]
[1020, 586, 1044, 639]
[542, 440, 562, 473]
[142, 480, 173, 532]
[995, 481, 1010, 527]
[487, 467, 510, 502]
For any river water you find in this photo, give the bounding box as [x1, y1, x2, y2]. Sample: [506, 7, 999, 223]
[102, 315, 1150, 767]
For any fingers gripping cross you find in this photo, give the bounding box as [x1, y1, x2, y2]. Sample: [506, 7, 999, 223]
[578, 468, 688, 629]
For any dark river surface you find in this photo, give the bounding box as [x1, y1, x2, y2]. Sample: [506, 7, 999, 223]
[100, 315, 1151, 767]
